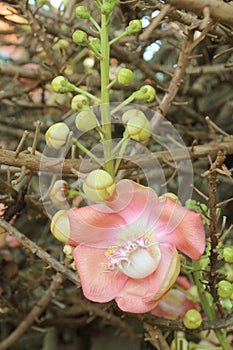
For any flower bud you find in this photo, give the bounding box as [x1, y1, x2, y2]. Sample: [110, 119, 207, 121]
[50, 180, 68, 207]
[89, 38, 101, 52]
[71, 95, 89, 112]
[75, 5, 90, 19]
[50, 210, 70, 244]
[83, 169, 116, 203]
[126, 115, 151, 142]
[126, 19, 142, 34]
[117, 68, 134, 86]
[122, 109, 145, 123]
[183, 309, 202, 329]
[75, 110, 97, 132]
[217, 280, 233, 299]
[223, 247, 233, 263]
[72, 30, 89, 46]
[53, 39, 70, 51]
[51, 76, 74, 93]
[63, 244, 74, 259]
[134, 84, 156, 102]
[170, 332, 189, 350]
[45, 122, 70, 149]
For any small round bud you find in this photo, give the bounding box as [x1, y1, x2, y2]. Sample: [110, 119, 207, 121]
[126, 114, 151, 142]
[122, 109, 145, 123]
[75, 110, 97, 132]
[135, 85, 156, 102]
[90, 38, 101, 52]
[63, 244, 74, 259]
[50, 180, 68, 207]
[51, 76, 73, 93]
[126, 19, 142, 34]
[117, 68, 134, 86]
[72, 30, 89, 46]
[71, 95, 89, 112]
[53, 39, 70, 51]
[183, 309, 202, 329]
[45, 122, 70, 149]
[217, 280, 233, 299]
[51, 210, 70, 244]
[83, 169, 116, 203]
[223, 247, 233, 263]
[75, 5, 90, 19]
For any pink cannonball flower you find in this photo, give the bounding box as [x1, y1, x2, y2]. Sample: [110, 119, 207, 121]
[151, 276, 200, 320]
[51, 179, 205, 313]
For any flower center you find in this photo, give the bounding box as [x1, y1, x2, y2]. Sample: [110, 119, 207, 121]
[104, 234, 161, 279]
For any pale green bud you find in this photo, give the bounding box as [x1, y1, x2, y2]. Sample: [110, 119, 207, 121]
[83, 170, 116, 203]
[75, 110, 97, 132]
[45, 122, 70, 149]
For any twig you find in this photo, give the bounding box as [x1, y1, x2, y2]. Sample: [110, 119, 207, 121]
[14, 130, 30, 159]
[0, 218, 81, 287]
[0, 273, 63, 350]
[144, 323, 170, 350]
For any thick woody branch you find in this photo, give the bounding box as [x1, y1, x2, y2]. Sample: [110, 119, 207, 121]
[165, 0, 233, 27]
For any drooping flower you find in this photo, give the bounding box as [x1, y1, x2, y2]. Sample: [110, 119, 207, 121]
[51, 180, 205, 313]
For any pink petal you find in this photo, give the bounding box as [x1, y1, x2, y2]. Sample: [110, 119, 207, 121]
[73, 245, 128, 302]
[156, 198, 205, 260]
[109, 179, 160, 226]
[115, 244, 180, 313]
[67, 205, 126, 246]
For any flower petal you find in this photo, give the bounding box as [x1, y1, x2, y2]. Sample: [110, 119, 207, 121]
[67, 205, 126, 245]
[156, 198, 205, 260]
[73, 245, 128, 302]
[115, 244, 180, 313]
[109, 179, 160, 226]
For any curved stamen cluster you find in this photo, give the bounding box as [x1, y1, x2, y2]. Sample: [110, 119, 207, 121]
[104, 233, 157, 273]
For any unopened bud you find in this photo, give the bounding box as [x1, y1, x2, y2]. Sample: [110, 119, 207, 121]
[183, 309, 202, 329]
[50, 180, 68, 207]
[71, 95, 89, 112]
[134, 84, 156, 102]
[45, 122, 70, 149]
[75, 110, 97, 132]
[217, 280, 233, 299]
[50, 210, 70, 244]
[83, 169, 116, 202]
[117, 68, 134, 86]
[126, 19, 142, 34]
[75, 6, 90, 19]
[126, 114, 151, 141]
[122, 109, 145, 123]
[51, 76, 74, 93]
[72, 30, 89, 46]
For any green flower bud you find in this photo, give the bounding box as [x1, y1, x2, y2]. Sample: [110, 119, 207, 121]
[126, 19, 142, 34]
[50, 180, 68, 207]
[72, 30, 89, 46]
[75, 110, 97, 132]
[53, 39, 70, 51]
[75, 5, 90, 19]
[63, 244, 74, 259]
[83, 169, 116, 203]
[217, 280, 233, 299]
[90, 38, 101, 52]
[134, 84, 156, 102]
[117, 68, 134, 86]
[51, 76, 74, 93]
[45, 122, 70, 149]
[126, 114, 151, 142]
[50, 210, 70, 244]
[122, 109, 145, 123]
[223, 247, 233, 263]
[183, 309, 202, 329]
[71, 95, 89, 112]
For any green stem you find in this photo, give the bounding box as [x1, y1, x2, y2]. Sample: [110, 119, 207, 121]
[73, 86, 100, 102]
[72, 138, 102, 166]
[193, 261, 231, 350]
[100, 9, 114, 177]
[114, 134, 129, 174]
[90, 17, 101, 32]
[109, 31, 127, 45]
[111, 93, 136, 115]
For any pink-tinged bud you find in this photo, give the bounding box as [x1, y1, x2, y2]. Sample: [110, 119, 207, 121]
[50, 210, 70, 244]
[50, 180, 68, 207]
[126, 114, 151, 141]
[83, 169, 116, 203]
[45, 122, 70, 149]
[183, 309, 202, 329]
